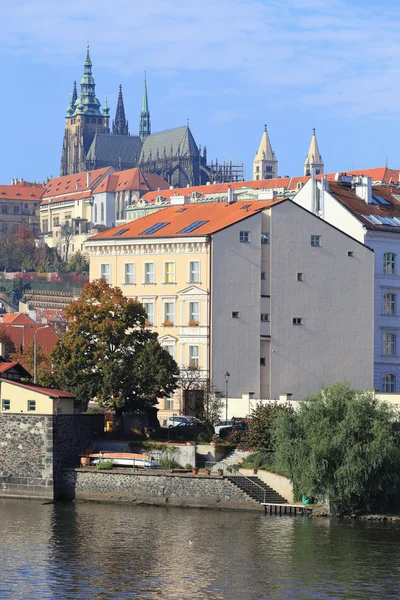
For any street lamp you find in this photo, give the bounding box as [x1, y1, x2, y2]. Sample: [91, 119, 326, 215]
[224, 371, 230, 420]
[34, 325, 50, 384]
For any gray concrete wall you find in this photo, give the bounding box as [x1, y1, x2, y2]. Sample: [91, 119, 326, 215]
[59, 470, 261, 510]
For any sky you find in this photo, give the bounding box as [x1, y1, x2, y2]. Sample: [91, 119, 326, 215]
[2, 0, 400, 184]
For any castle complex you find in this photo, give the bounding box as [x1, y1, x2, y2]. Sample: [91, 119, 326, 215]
[61, 48, 243, 187]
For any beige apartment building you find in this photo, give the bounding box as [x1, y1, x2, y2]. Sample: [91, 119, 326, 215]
[0, 180, 42, 235]
[85, 195, 374, 423]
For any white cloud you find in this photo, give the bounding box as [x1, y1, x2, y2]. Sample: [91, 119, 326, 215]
[2, 0, 400, 117]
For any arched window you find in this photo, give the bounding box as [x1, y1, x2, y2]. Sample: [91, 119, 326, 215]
[383, 252, 396, 274]
[383, 292, 397, 315]
[382, 373, 396, 393]
[383, 333, 396, 356]
[101, 202, 104, 222]
[94, 205, 98, 223]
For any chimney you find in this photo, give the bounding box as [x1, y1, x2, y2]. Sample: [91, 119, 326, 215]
[227, 186, 234, 204]
[257, 189, 277, 200]
[352, 176, 372, 204]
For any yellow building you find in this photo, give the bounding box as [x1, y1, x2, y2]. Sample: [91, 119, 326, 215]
[0, 180, 42, 235]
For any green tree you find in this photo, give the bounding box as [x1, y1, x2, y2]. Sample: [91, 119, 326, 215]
[245, 402, 294, 452]
[44, 279, 179, 412]
[273, 382, 400, 514]
[65, 251, 89, 273]
[10, 341, 50, 385]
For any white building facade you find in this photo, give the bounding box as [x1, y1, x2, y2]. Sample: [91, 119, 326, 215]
[295, 174, 400, 392]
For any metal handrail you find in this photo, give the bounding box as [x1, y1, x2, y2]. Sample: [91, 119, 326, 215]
[225, 463, 267, 503]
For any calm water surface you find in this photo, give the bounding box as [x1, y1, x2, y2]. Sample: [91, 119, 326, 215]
[0, 499, 399, 599]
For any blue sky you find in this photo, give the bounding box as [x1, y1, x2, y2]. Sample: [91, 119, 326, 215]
[2, 0, 400, 184]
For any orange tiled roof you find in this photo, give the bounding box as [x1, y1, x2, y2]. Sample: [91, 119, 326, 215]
[1, 313, 33, 325]
[326, 167, 400, 185]
[2, 317, 60, 354]
[0, 361, 20, 373]
[41, 167, 112, 198]
[89, 199, 284, 241]
[94, 169, 169, 194]
[0, 185, 42, 201]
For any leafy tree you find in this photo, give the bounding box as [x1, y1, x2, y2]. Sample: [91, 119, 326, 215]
[65, 251, 89, 273]
[273, 382, 400, 514]
[44, 279, 179, 413]
[9, 278, 24, 306]
[245, 402, 294, 452]
[10, 341, 51, 384]
[0, 325, 17, 358]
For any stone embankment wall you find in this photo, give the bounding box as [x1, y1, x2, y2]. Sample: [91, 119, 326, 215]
[0, 415, 54, 499]
[0, 414, 104, 500]
[59, 470, 262, 510]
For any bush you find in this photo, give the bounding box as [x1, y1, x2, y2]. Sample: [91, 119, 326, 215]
[245, 402, 294, 452]
[95, 459, 114, 470]
[159, 457, 180, 469]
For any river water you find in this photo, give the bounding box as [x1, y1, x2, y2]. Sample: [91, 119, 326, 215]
[1, 499, 400, 599]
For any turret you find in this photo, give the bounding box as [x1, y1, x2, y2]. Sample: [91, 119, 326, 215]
[112, 85, 129, 135]
[304, 128, 324, 176]
[253, 125, 278, 180]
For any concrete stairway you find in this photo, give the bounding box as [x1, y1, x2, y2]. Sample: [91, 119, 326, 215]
[228, 475, 287, 504]
[210, 448, 252, 472]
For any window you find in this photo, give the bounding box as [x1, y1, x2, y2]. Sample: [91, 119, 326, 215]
[382, 373, 396, 393]
[261, 233, 269, 244]
[42, 219, 48, 232]
[144, 302, 154, 326]
[166, 394, 174, 410]
[293, 317, 303, 325]
[2, 399, 10, 411]
[383, 252, 396, 275]
[383, 293, 396, 316]
[141, 222, 169, 235]
[232, 311, 240, 318]
[189, 301, 200, 323]
[100, 264, 110, 284]
[163, 345, 176, 360]
[348, 251, 354, 257]
[189, 345, 199, 368]
[297, 273, 303, 281]
[164, 302, 175, 324]
[261, 313, 270, 322]
[179, 220, 208, 234]
[261, 272, 266, 280]
[260, 358, 266, 366]
[144, 262, 155, 284]
[124, 263, 135, 284]
[27, 400, 36, 412]
[189, 261, 200, 283]
[53, 217, 60, 227]
[165, 262, 175, 283]
[311, 235, 321, 247]
[383, 333, 396, 356]
[101, 203, 104, 222]
[240, 231, 250, 243]
[14, 205, 19, 214]
[1, 205, 8, 214]
[94, 205, 98, 222]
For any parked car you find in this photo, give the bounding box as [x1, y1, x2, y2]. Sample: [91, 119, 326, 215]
[166, 416, 202, 428]
[175, 420, 206, 429]
[214, 420, 234, 436]
[218, 421, 248, 439]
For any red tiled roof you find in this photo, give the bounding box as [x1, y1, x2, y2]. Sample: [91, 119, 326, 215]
[328, 182, 400, 231]
[93, 169, 169, 194]
[41, 167, 112, 199]
[0, 185, 43, 201]
[3, 379, 75, 399]
[2, 317, 60, 354]
[88, 199, 284, 241]
[0, 361, 19, 373]
[326, 167, 400, 185]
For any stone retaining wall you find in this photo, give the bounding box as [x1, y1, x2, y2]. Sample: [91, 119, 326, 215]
[59, 469, 262, 510]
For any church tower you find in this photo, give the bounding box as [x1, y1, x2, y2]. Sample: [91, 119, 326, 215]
[112, 85, 129, 135]
[304, 128, 324, 176]
[253, 125, 278, 180]
[139, 73, 151, 142]
[60, 46, 110, 176]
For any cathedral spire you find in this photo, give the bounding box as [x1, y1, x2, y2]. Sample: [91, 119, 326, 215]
[71, 81, 78, 107]
[139, 72, 151, 142]
[253, 125, 278, 180]
[304, 128, 324, 176]
[113, 84, 129, 135]
[76, 45, 102, 116]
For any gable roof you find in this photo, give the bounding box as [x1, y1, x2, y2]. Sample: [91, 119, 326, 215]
[93, 169, 169, 194]
[2, 379, 76, 399]
[88, 199, 283, 241]
[41, 167, 112, 199]
[0, 361, 31, 378]
[86, 134, 142, 166]
[1, 317, 60, 354]
[140, 126, 199, 162]
[0, 185, 43, 202]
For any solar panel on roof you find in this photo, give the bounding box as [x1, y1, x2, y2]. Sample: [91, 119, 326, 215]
[140, 222, 170, 235]
[179, 220, 208, 234]
[113, 228, 129, 236]
[372, 194, 391, 206]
